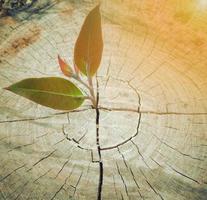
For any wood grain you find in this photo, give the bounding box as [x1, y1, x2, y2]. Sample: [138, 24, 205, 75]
[0, 0, 206, 199]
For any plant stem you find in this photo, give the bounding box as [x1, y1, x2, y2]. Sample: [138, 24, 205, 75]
[73, 75, 91, 90]
[72, 74, 96, 106]
[88, 75, 96, 107]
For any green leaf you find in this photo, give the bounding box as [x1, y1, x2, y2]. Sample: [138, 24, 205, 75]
[5, 77, 85, 110]
[74, 5, 103, 76]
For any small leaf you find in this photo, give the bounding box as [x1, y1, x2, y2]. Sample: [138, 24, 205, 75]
[74, 5, 103, 76]
[5, 77, 85, 110]
[58, 55, 73, 77]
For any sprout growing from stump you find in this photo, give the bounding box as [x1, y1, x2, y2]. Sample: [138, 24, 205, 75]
[5, 5, 103, 110]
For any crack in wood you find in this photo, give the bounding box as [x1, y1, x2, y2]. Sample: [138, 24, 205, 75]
[33, 169, 52, 183]
[53, 138, 65, 146]
[95, 77, 104, 200]
[0, 190, 6, 200]
[153, 134, 203, 161]
[156, 151, 201, 184]
[72, 172, 83, 197]
[27, 150, 56, 172]
[117, 147, 144, 199]
[100, 113, 141, 151]
[54, 151, 73, 179]
[66, 113, 70, 124]
[51, 164, 76, 200]
[139, 169, 164, 200]
[117, 147, 128, 169]
[166, 164, 200, 184]
[1, 106, 205, 125]
[8, 141, 35, 152]
[77, 130, 87, 142]
[100, 80, 142, 152]
[131, 140, 151, 170]
[0, 107, 91, 124]
[115, 162, 129, 198]
[36, 132, 49, 138]
[62, 125, 91, 152]
[90, 150, 99, 163]
[50, 176, 69, 200]
[129, 167, 144, 200]
[0, 164, 26, 182]
[150, 157, 163, 168]
[120, 192, 124, 200]
[99, 106, 207, 115]
[146, 180, 164, 200]
[8, 181, 29, 200]
[112, 175, 119, 200]
[0, 115, 54, 124]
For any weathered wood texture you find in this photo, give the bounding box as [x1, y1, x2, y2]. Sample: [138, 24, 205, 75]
[0, 0, 207, 199]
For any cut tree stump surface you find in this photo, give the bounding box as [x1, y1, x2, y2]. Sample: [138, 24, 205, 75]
[0, 0, 206, 199]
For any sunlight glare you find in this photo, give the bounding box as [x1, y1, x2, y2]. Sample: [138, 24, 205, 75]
[197, 0, 207, 10]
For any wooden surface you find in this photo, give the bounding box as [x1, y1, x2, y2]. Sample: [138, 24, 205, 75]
[0, 0, 207, 199]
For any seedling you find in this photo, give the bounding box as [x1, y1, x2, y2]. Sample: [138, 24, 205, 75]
[5, 5, 104, 200]
[5, 5, 102, 111]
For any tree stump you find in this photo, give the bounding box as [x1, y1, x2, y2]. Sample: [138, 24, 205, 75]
[0, 0, 206, 199]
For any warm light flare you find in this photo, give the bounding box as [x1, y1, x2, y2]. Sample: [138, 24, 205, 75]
[197, 0, 207, 10]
